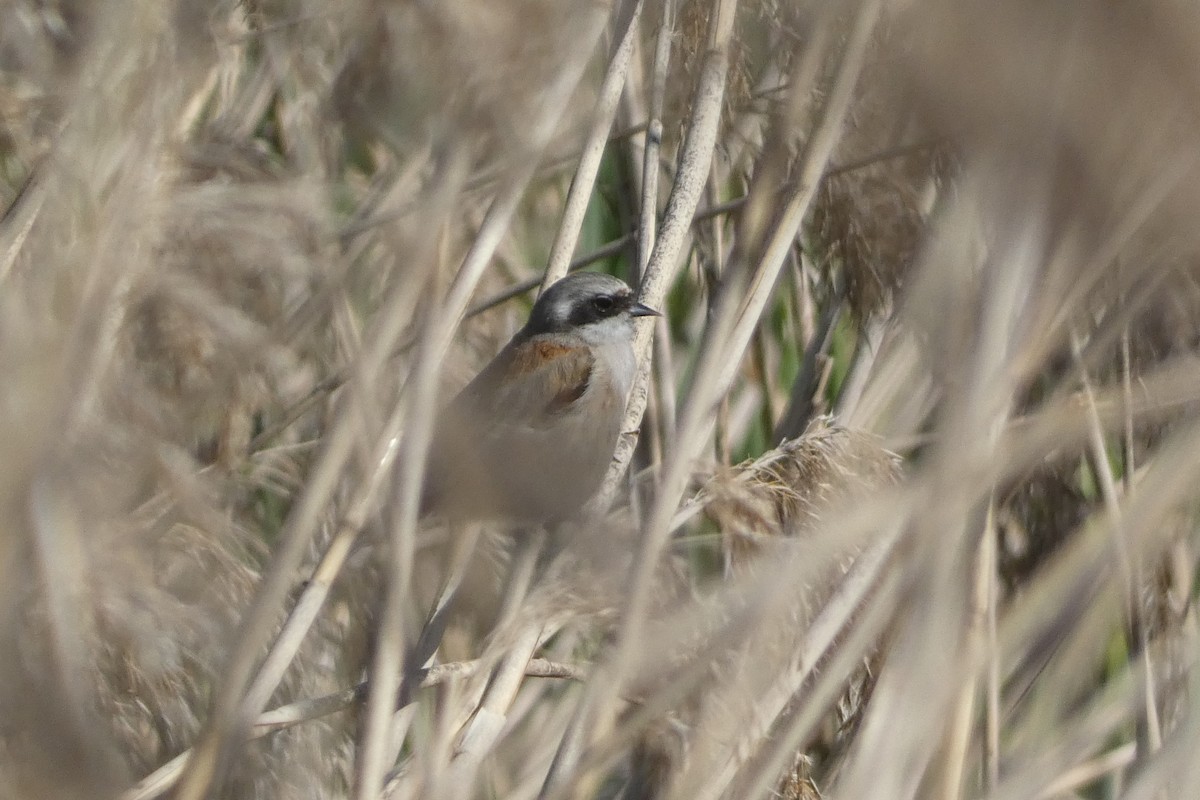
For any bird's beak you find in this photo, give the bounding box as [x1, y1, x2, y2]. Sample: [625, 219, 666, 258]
[629, 302, 662, 318]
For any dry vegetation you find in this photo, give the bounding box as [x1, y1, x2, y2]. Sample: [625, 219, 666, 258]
[1, 0, 1199, 798]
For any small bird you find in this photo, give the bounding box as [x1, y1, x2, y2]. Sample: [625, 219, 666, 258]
[424, 272, 661, 523]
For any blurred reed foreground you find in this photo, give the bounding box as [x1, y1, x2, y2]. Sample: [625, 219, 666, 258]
[2, 0, 1200, 798]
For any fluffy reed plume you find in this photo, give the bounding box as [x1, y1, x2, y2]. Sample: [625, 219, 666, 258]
[703, 418, 901, 559]
[3, 0, 1200, 799]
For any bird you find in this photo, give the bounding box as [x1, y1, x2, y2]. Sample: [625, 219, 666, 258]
[423, 271, 661, 523]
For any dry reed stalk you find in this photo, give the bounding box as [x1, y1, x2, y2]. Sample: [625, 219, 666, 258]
[598, 0, 741, 507]
[540, 0, 644, 292]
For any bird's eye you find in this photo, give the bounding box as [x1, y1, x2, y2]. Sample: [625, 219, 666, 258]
[592, 295, 616, 315]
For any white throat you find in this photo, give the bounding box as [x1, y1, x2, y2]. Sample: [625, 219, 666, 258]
[577, 316, 637, 397]
[576, 314, 633, 346]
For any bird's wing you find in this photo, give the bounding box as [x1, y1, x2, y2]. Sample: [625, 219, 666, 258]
[453, 336, 595, 430]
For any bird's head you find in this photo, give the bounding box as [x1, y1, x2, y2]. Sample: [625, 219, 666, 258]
[524, 272, 660, 340]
